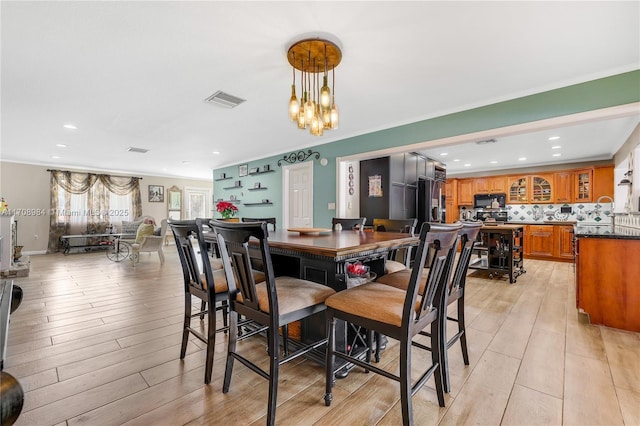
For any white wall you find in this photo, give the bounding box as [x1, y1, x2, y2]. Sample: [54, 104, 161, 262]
[0, 161, 212, 253]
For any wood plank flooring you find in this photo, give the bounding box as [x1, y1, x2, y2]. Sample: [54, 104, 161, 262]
[4, 246, 639, 425]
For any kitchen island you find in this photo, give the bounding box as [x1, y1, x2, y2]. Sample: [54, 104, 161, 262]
[471, 223, 525, 283]
[574, 223, 640, 332]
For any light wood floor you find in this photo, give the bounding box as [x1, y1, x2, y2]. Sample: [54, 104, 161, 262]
[5, 246, 640, 425]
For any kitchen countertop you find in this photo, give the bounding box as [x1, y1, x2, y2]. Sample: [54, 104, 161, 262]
[573, 224, 640, 240]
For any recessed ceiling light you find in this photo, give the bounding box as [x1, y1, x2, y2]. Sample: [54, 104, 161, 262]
[56, 144, 67, 148]
[440, 152, 448, 156]
[212, 151, 220, 155]
[182, 161, 191, 165]
[51, 155, 60, 159]
[518, 157, 527, 161]
[453, 159, 460, 162]
[63, 124, 77, 130]
[490, 160, 498, 164]
[552, 153, 562, 157]
[548, 136, 560, 140]
[551, 145, 561, 149]
[464, 163, 471, 167]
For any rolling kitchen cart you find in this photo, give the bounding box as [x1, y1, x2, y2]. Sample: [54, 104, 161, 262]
[470, 224, 525, 283]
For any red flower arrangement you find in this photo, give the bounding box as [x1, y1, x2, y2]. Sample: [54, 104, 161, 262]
[216, 201, 238, 219]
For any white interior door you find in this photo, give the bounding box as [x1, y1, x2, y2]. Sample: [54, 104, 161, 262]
[283, 161, 313, 228]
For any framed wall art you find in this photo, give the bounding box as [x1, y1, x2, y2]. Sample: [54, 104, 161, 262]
[238, 164, 248, 177]
[368, 175, 383, 197]
[148, 185, 164, 202]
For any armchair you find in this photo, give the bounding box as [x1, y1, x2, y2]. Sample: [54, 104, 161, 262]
[131, 219, 168, 266]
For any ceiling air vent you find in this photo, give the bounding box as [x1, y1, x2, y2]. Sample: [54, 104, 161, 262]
[204, 91, 246, 108]
[127, 147, 149, 153]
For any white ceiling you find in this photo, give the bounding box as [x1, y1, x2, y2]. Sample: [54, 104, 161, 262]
[1, 1, 639, 181]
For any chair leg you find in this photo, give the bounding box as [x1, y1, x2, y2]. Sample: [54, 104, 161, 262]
[399, 336, 413, 426]
[267, 323, 280, 426]
[223, 311, 239, 393]
[432, 315, 446, 407]
[200, 301, 206, 320]
[221, 300, 229, 333]
[158, 249, 165, 265]
[204, 297, 216, 384]
[282, 324, 289, 356]
[458, 297, 469, 366]
[180, 293, 191, 359]
[324, 315, 336, 407]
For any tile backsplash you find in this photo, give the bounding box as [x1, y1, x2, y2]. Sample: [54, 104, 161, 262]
[459, 202, 614, 224]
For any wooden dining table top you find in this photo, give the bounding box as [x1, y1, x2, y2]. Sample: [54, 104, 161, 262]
[204, 229, 418, 259]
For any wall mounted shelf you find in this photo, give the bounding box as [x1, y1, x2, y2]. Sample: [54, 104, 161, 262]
[243, 202, 273, 206]
[223, 185, 242, 190]
[215, 176, 233, 181]
[248, 187, 268, 191]
[249, 169, 275, 175]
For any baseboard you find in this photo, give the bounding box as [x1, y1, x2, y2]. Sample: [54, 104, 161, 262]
[23, 250, 47, 256]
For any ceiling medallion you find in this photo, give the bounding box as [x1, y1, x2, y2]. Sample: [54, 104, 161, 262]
[287, 35, 341, 135]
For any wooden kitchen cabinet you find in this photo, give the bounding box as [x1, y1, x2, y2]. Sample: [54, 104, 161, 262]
[508, 174, 553, 204]
[593, 165, 614, 200]
[530, 174, 553, 203]
[508, 176, 528, 204]
[458, 179, 474, 205]
[554, 171, 574, 203]
[526, 225, 555, 259]
[556, 225, 574, 260]
[472, 176, 507, 194]
[445, 179, 458, 223]
[574, 168, 592, 202]
[576, 236, 640, 332]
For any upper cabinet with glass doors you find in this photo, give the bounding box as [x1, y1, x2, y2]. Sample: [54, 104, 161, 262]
[508, 174, 553, 204]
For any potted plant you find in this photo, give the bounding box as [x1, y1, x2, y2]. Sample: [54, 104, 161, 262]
[216, 201, 238, 220]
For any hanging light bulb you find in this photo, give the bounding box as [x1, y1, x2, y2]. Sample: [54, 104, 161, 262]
[304, 57, 315, 124]
[288, 54, 299, 121]
[320, 45, 331, 112]
[297, 63, 307, 129]
[330, 68, 339, 129]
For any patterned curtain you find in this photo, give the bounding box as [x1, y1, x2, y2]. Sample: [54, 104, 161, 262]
[47, 170, 141, 253]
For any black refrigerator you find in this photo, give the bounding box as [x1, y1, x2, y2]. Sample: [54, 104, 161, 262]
[417, 177, 446, 227]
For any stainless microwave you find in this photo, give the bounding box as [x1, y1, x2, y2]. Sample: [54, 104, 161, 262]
[474, 193, 506, 209]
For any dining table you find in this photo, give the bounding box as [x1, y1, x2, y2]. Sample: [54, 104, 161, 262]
[204, 226, 419, 376]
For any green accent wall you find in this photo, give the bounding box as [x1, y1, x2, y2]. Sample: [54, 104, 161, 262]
[214, 70, 640, 227]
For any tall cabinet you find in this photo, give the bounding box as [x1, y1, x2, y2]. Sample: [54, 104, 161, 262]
[360, 153, 425, 221]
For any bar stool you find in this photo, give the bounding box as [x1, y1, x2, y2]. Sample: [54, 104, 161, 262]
[324, 222, 462, 425]
[211, 220, 336, 426]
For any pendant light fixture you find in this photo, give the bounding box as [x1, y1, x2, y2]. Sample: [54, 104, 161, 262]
[287, 35, 341, 135]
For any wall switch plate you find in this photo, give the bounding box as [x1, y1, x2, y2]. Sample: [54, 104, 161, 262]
[328, 202, 336, 210]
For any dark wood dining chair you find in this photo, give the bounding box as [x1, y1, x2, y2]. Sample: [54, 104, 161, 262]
[376, 221, 482, 392]
[372, 218, 418, 273]
[331, 217, 366, 231]
[211, 220, 336, 426]
[324, 222, 462, 425]
[168, 218, 261, 384]
[241, 217, 276, 231]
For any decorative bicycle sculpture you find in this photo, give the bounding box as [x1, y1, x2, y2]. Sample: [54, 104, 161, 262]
[105, 237, 133, 262]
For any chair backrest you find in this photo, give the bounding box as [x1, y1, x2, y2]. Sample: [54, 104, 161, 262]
[449, 221, 483, 298]
[241, 217, 276, 231]
[372, 218, 417, 234]
[211, 221, 279, 318]
[168, 219, 216, 300]
[373, 218, 418, 266]
[407, 222, 462, 328]
[332, 217, 366, 231]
